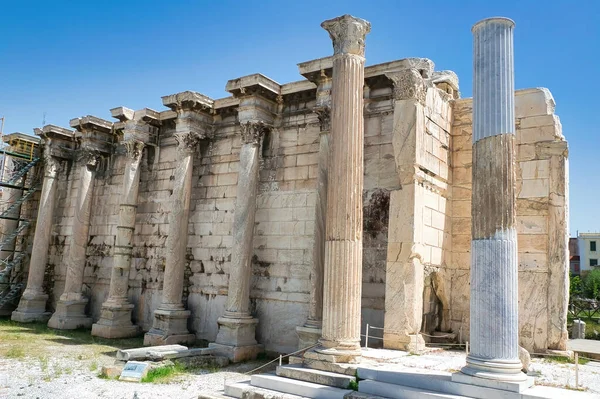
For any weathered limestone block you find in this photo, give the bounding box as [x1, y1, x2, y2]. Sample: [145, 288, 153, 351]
[515, 88, 555, 119]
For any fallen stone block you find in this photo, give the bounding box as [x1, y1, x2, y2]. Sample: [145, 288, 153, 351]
[116, 344, 188, 361]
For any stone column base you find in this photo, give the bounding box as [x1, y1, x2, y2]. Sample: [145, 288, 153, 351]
[310, 346, 362, 364]
[210, 316, 263, 362]
[91, 303, 140, 338]
[143, 308, 195, 346]
[383, 332, 425, 353]
[452, 372, 534, 392]
[296, 325, 322, 350]
[12, 293, 51, 323]
[47, 299, 92, 330]
[208, 342, 264, 363]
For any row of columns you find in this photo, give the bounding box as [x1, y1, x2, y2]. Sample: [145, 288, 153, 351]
[11, 15, 527, 384]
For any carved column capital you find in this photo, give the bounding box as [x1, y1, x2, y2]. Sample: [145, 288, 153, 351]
[386, 68, 428, 105]
[321, 14, 371, 56]
[123, 139, 145, 160]
[174, 131, 205, 155]
[76, 148, 101, 169]
[313, 106, 331, 133]
[43, 151, 61, 178]
[240, 121, 271, 145]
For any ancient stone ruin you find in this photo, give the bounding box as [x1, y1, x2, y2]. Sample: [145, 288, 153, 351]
[0, 14, 568, 369]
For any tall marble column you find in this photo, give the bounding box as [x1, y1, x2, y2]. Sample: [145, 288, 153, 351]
[296, 75, 332, 349]
[47, 148, 100, 330]
[13, 126, 74, 323]
[455, 17, 530, 385]
[92, 133, 146, 338]
[145, 92, 212, 346]
[311, 14, 370, 362]
[210, 121, 268, 361]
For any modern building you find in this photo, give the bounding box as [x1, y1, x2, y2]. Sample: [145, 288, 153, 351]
[578, 232, 600, 275]
[569, 237, 580, 275]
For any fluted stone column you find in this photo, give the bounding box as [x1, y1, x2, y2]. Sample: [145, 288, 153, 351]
[12, 151, 61, 323]
[48, 149, 99, 330]
[144, 131, 201, 346]
[92, 138, 145, 338]
[297, 83, 331, 349]
[454, 17, 531, 387]
[307, 15, 370, 363]
[210, 121, 268, 362]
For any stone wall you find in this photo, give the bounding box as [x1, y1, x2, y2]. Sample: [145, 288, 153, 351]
[20, 58, 568, 355]
[448, 88, 569, 352]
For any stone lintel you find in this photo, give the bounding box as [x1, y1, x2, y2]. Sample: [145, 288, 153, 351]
[70, 115, 113, 133]
[110, 106, 135, 122]
[70, 116, 115, 155]
[159, 109, 178, 121]
[432, 70, 460, 95]
[237, 95, 278, 125]
[298, 56, 333, 82]
[367, 58, 434, 79]
[36, 125, 77, 160]
[226, 73, 281, 102]
[162, 91, 214, 114]
[133, 108, 161, 126]
[281, 80, 316, 96]
[214, 96, 239, 109]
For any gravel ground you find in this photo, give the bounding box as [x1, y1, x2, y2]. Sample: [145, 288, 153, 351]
[1, 323, 599, 399]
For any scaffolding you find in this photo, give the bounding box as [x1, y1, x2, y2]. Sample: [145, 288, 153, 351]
[0, 121, 42, 312]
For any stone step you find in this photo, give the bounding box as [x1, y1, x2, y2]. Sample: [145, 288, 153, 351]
[225, 380, 309, 399]
[251, 373, 352, 399]
[427, 332, 457, 344]
[276, 364, 356, 389]
[288, 355, 304, 365]
[359, 380, 468, 399]
[358, 367, 516, 399]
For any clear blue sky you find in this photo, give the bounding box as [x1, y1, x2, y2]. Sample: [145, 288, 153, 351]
[1, 0, 598, 236]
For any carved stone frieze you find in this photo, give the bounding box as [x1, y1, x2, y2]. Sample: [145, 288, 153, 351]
[240, 121, 270, 145]
[386, 68, 428, 105]
[321, 14, 371, 56]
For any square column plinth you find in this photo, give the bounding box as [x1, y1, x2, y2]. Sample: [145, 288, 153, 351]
[47, 299, 92, 330]
[143, 309, 195, 346]
[91, 303, 140, 339]
[209, 317, 263, 363]
[12, 292, 51, 323]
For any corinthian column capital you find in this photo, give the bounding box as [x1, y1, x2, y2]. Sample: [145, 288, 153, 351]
[76, 148, 101, 168]
[321, 14, 371, 56]
[123, 139, 145, 160]
[43, 151, 61, 178]
[174, 131, 205, 155]
[240, 121, 270, 145]
[313, 106, 331, 133]
[386, 68, 428, 104]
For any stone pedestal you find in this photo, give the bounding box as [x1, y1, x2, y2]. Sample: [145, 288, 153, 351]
[458, 17, 529, 384]
[210, 121, 268, 361]
[48, 149, 98, 330]
[47, 298, 92, 330]
[92, 135, 147, 339]
[311, 14, 370, 363]
[13, 146, 63, 323]
[144, 308, 195, 346]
